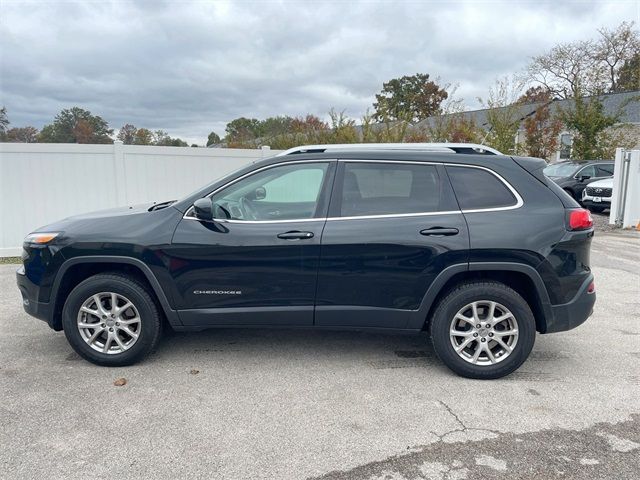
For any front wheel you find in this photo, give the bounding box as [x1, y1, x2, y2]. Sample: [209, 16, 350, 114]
[62, 273, 162, 366]
[429, 281, 536, 379]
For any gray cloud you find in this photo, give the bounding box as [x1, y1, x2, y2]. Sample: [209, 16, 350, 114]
[1, 0, 637, 144]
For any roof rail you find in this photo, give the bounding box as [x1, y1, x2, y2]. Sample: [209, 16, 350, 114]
[276, 143, 503, 156]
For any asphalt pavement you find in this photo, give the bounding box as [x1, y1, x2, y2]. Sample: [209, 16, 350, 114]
[1, 230, 638, 479]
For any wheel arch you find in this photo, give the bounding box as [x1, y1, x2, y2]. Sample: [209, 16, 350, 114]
[50, 256, 181, 331]
[411, 262, 553, 333]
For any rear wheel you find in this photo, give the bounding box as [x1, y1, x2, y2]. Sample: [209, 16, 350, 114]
[429, 281, 536, 379]
[62, 273, 162, 366]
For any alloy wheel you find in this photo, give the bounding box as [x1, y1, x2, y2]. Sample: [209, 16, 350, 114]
[76, 292, 142, 354]
[449, 300, 519, 365]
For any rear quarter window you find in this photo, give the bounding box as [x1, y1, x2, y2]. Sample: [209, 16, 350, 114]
[446, 166, 518, 210]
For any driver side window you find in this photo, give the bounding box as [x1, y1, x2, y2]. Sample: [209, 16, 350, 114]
[210, 162, 330, 221]
[577, 165, 596, 178]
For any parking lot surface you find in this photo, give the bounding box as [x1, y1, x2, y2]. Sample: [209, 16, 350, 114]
[1, 231, 639, 479]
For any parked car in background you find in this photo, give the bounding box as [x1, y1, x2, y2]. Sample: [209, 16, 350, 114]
[582, 177, 613, 213]
[17, 143, 596, 380]
[544, 160, 614, 202]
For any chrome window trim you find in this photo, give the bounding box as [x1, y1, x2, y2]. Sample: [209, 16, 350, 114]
[183, 159, 335, 221]
[444, 163, 524, 213]
[183, 159, 524, 223]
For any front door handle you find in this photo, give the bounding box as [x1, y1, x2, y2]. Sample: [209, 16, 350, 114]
[277, 231, 314, 240]
[420, 227, 459, 237]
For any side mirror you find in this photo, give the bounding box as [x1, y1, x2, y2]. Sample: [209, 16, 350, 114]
[579, 175, 591, 182]
[193, 198, 213, 221]
[255, 187, 266, 200]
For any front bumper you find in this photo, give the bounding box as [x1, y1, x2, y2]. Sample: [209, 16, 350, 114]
[545, 275, 596, 333]
[581, 198, 611, 209]
[16, 266, 58, 330]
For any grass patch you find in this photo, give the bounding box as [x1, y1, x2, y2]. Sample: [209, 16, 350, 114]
[0, 257, 21, 264]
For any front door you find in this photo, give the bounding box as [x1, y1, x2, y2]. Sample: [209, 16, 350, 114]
[168, 161, 336, 327]
[315, 160, 469, 328]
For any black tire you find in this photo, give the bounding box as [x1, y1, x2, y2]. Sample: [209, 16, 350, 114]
[587, 206, 605, 213]
[62, 273, 162, 366]
[429, 281, 536, 379]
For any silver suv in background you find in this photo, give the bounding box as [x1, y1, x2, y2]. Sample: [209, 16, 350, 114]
[582, 177, 613, 213]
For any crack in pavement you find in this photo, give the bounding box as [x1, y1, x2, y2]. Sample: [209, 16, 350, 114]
[435, 400, 502, 442]
[308, 414, 640, 480]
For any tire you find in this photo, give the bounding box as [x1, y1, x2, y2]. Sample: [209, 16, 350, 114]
[62, 273, 162, 366]
[429, 281, 536, 379]
[587, 206, 605, 213]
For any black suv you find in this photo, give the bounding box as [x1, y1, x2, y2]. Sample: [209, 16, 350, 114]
[543, 160, 614, 202]
[17, 145, 596, 379]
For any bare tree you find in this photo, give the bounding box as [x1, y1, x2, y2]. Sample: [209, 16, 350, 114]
[526, 22, 639, 97]
[527, 40, 605, 98]
[595, 21, 640, 92]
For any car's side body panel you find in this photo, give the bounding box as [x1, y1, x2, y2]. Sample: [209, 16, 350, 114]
[167, 218, 326, 326]
[315, 212, 469, 328]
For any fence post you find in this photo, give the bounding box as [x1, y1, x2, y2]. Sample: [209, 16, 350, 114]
[113, 140, 128, 206]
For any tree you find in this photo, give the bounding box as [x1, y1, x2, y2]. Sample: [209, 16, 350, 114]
[133, 128, 154, 145]
[595, 21, 640, 92]
[526, 21, 639, 97]
[260, 116, 294, 139]
[117, 124, 137, 144]
[38, 107, 113, 143]
[225, 117, 262, 146]
[527, 40, 604, 98]
[522, 102, 562, 160]
[6, 126, 39, 143]
[517, 86, 554, 104]
[616, 53, 640, 92]
[152, 129, 187, 147]
[373, 73, 448, 122]
[0, 106, 9, 139]
[206, 131, 221, 146]
[560, 91, 620, 160]
[479, 77, 524, 155]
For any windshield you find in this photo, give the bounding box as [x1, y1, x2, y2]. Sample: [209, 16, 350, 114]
[544, 163, 579, 177]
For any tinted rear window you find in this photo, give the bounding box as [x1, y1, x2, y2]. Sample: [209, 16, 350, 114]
[339, 163, 449, 216]
[446, 166, 517, 210]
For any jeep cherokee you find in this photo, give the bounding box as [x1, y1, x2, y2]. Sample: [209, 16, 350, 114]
[16, 143, 596, 379]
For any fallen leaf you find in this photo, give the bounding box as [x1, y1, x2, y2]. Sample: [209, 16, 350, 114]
[113, 377, 127, 386]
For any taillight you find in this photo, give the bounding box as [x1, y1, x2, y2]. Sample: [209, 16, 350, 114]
[567, 209, 593, 230]
[587, 281, 595, 294]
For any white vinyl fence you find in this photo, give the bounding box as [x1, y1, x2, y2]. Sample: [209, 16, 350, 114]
[0, 142, 281, 256]
[610, 148, 640, 229]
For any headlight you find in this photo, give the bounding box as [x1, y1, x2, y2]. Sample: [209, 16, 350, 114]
[24, 232, 60, 244]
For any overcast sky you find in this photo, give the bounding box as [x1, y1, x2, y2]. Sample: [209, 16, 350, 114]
[1, 0, 638, 144]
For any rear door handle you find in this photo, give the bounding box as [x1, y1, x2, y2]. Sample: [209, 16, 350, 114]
[277, 231, 314, 240]
[420, 227, 459, 237]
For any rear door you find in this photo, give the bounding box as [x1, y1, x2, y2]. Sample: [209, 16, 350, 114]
[315, 160, 469, 328]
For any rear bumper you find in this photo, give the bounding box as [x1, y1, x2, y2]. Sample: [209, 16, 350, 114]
[544, 275, 595, 333]
[16, 266, 58, 330]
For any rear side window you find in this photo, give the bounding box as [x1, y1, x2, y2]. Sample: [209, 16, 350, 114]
[338, 163, 448, 216]
[446, 166, 518, 210]
[596, 164, 614, 177]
